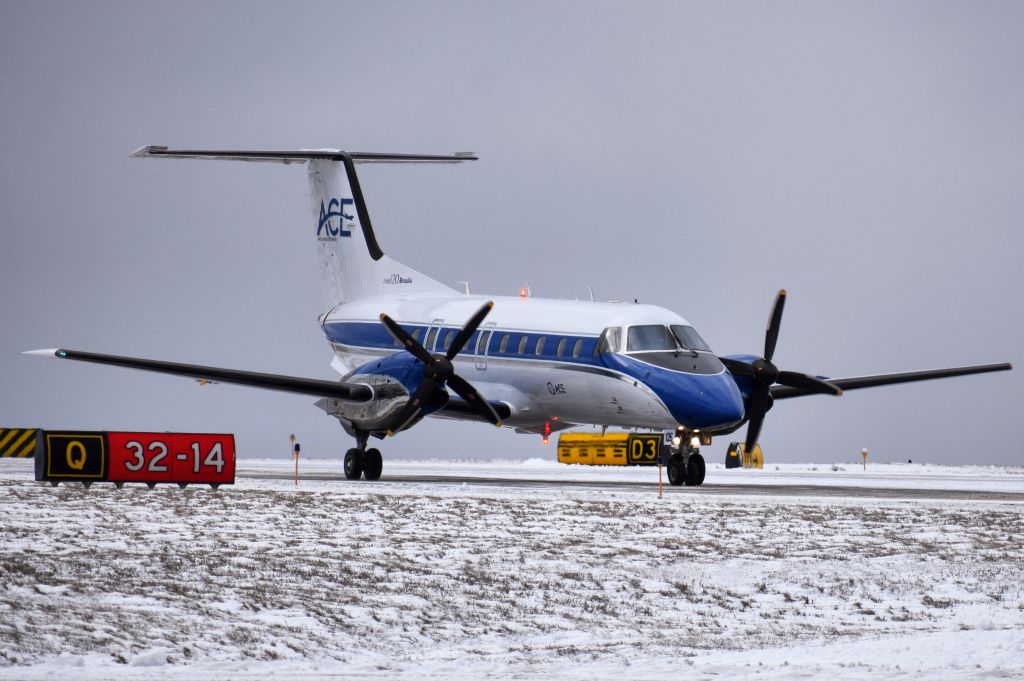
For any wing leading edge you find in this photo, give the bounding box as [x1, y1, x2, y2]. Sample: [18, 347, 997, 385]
[27, 349, 374, 402]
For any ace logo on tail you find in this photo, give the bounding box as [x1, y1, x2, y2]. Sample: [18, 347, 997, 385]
[317, 197, 354, 240]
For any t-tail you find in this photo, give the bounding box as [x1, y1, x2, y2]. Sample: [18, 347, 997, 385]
[131, 146, 472, 312]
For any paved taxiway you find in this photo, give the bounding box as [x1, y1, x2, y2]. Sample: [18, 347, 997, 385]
[245, 471, 1024, 502]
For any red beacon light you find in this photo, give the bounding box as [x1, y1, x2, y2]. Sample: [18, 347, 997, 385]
[542, 420, 552, 445]
[519, 284, 531, 301]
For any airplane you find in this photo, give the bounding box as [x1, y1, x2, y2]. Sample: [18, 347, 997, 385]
[28, 146, 1012, 486]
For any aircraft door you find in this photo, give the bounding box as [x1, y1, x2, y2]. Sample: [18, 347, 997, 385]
[475, 322, 496, 370]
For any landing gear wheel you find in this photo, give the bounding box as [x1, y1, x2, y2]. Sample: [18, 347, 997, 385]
[362, 448, 383, 481]
[344, 448, 364, 480]
[667, 454, 685, 486]
[685, 453, 706, 486]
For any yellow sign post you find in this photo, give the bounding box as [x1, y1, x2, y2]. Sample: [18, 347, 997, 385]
[658, 460, 663, 499]
[290, 434, 299, 486]
[861, 448, 868, 470]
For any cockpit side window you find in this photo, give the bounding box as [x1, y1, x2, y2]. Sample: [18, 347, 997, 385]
[671, 325, 712, 352]
[626, 325, 677, 352]
[594, 327, 622, 355]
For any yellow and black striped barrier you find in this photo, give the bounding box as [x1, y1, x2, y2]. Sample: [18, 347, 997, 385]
[0, 428, 40, 458]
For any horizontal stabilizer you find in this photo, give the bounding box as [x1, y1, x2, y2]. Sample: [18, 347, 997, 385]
[771, 363, 1012, 399]
[131, 146, 477, 164]
[27, 348, 374, 402]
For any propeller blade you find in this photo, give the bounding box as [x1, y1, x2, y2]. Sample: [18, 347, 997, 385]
[720, 357, 756, 377]
[764, 289, 787, 362]
[380, 313, 434, 365]
[744, 414, 764, 456]
[732, 290, 831, 454]
[447, 374, 502, 426]
[446, 301, 494, 360]
[379, 303, 502, 437]
[386, 377, 437, 436]
[777, 371, 843, 396]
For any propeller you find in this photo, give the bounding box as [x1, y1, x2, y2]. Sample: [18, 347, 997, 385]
[379, 301, 502, 434]
[719, 290, 842, 454]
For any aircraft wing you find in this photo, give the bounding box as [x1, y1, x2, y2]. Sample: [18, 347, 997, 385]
[770, 363, 1012, 400]
[25, 349, 374, 402]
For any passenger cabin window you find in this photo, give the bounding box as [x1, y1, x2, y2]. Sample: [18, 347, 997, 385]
[535, 337, 546, 355]
[594, 327, 622, 355]
[517, 335, 528, 354]
[443, 330, 455, 351]
[411, 328, 422, 343]
[671, 325, 712, 352]
[556, 338, 567, 357]
[626, 325, 678, 352]
[499, 334, 510, 353]
[572, 339, 583, 358]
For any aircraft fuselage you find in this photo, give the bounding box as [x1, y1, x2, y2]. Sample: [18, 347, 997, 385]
[323, 293, 746, 435]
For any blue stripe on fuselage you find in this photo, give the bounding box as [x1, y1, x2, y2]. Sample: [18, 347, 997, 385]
[323, 321, 602, 365]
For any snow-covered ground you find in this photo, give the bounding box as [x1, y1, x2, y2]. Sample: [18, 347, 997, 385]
[1, 457, 1021, 680]
[244, 456, 1024, 494]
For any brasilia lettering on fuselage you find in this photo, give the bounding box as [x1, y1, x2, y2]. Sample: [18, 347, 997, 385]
[317, 198, 354, 240]
[383, 274, 413, 285]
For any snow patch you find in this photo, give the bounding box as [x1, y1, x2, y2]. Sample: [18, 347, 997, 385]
[129, 647, 172, 667]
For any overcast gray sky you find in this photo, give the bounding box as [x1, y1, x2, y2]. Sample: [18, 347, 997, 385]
[2, 1, 1021, 465]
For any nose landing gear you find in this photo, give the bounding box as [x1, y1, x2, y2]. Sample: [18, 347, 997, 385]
[666, 428, 706, 487]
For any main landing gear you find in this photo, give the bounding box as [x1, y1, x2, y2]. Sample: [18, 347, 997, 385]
[344, 431, 383, 481]
[666, 430, 706, 487]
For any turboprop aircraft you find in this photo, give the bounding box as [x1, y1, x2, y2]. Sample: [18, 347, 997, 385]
[29, 146, 1012, 485]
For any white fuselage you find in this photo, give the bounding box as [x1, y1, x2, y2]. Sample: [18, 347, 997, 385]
[321, 293, 742, 434]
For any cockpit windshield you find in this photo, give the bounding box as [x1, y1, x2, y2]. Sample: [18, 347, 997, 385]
[626, 325, 678, 352]
[603, 324, 715, 355]
[620, 324, 714, 353]
[671, 325, 712, 352]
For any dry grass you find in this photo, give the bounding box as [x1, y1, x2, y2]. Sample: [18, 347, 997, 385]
[0, 479, 1021, 667]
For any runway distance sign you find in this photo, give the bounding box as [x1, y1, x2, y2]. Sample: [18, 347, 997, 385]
[34, 431, 235, 488]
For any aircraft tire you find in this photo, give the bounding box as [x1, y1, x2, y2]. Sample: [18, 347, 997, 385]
[685, 453, 706, 486]
[363, 448, 383, 481]
[344, 448, 364, 480]
[667, 454, 685, 486]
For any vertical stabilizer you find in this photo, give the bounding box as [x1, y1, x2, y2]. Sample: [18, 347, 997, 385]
[306, 156, 455, 311]
[131, 146, 471, 312]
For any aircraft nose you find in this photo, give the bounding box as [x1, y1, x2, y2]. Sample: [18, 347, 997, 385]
[671, 372, 745, 430]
